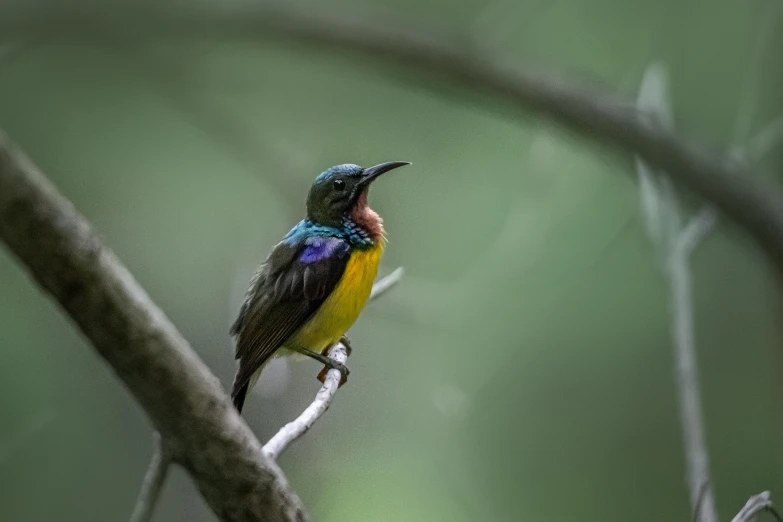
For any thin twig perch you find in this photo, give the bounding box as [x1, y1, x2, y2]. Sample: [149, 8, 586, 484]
[262, 267, 403, 461]
[263, 343, 349, 461]
[130, 268, 403, 518]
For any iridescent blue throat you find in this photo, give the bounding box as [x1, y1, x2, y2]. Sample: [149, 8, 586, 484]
[284, 217, 374, 249]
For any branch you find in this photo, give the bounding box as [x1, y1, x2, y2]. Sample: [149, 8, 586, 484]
[263, 343, 348, 461]
[0, 131, 309, 522]
[129, 270, 401, 518]
[635, 62, 718, 522]
[370, 266, 405, 301]
[666, 228, 716, 522]
[731, 492, 780, 522]
[217, 9, 783, 275]
[677, 207, 718, 257]
[6, 9, 783, 271]
[11, 7, 783, 274]
[262, 268, 402, 460]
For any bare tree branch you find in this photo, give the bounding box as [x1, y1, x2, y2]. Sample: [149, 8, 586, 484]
[369, 267, 405, 302]
[128, 264, 400, 519]
[677, 207, 717, 257]
[263, 343, 349, 461]
[219, 10, 783, 276]
[7, 7, 783, 275]
[731, 492, 779, 522]
[0, 131, 309, 522]
[666, 227, 716, 522]
[635, 62, 718, 522]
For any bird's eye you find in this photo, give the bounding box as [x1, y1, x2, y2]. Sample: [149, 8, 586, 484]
[333, 179, 346, 191]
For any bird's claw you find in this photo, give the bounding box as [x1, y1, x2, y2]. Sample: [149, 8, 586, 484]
[293, 344, 350, 387]
[317, 360, 350, 387]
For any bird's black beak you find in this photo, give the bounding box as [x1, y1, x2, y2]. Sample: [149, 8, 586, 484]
[359, 161, 411, 188]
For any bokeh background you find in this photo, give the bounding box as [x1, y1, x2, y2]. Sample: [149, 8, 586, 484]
[1, 1, 782, 521]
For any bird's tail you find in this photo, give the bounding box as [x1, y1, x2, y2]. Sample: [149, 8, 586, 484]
[232, 383, 248, 414]
[231, 366, 264, 414]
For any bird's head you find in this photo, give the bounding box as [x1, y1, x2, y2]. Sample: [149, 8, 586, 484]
[306, 161, 410, 228]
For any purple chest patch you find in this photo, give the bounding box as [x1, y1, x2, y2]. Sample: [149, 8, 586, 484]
[299, 237, 346, 264]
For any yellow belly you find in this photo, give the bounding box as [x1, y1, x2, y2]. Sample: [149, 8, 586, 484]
[288, 243, 384, 354]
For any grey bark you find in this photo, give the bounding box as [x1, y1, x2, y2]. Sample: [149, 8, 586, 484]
[0, 131, 309, 522]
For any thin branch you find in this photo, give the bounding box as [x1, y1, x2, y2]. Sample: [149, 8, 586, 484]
[263, 343, 348, 461]
[677, 207, 718, 257]
[666, 231, 716, 522]
[130, 433, 171, 522]
[369, 267, 405, 302]
[635, 62, 718, 522]
[635, 61, 671, 249]
[234, 10, 783, 276]
[263, 268, 402, 461]
[692, 481, 710, 522]
[731, 492, 778, 522]
[7, 8, 783, 274]
[0, 131, 309, 522]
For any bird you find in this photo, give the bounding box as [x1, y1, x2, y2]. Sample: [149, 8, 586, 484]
[229, 161, 411, 413]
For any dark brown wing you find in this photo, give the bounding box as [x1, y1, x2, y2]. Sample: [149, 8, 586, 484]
[230, 236, 350, 402]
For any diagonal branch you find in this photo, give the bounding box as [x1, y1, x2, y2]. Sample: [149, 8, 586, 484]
[731, 492, 780, 522]
[239, 11, 783, 276]
[130, 267, 403, 521]
[262, 343, 349, 461]
[369, 267, 405, 301]
[0, 131, 308, 522]
[8, 7, 783, 275]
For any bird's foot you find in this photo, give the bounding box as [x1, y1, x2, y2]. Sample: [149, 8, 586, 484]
[293, 345, 350, 387]
[339, 335, 353, 356]
[317, 361, 349, 387]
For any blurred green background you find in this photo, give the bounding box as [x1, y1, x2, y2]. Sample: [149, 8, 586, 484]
[1, 1, 782, 521]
